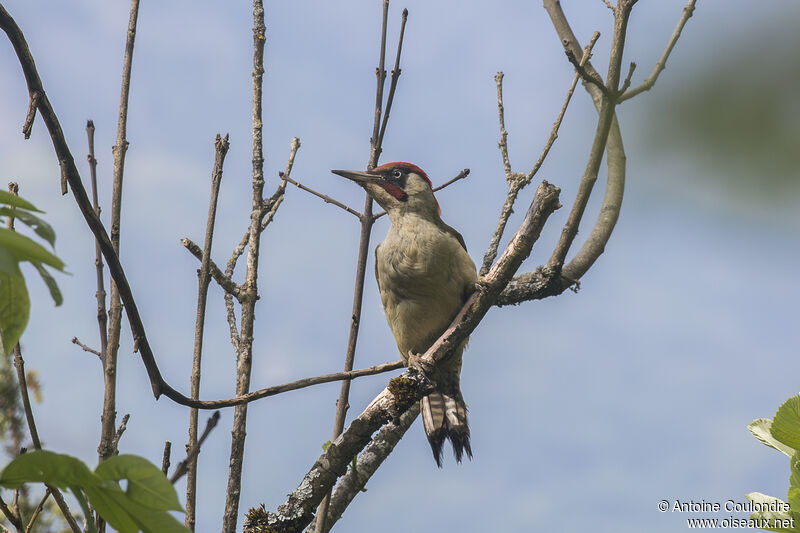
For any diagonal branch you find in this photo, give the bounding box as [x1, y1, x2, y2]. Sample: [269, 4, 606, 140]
[618, 0, 697, 102]
[171, 411, 221, 484]
[180, 238, 241, 298]
[481, 34, 598, 276]
[281, 175, 362, 219]
[248, 181, 561, 532]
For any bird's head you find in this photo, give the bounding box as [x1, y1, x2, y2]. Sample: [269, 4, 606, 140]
[332, 162, 441, 219]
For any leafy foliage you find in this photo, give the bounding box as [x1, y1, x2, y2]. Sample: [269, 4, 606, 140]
[0, 450, 189, 533]
[747, 395, 800, 532]
[0, 192, 64, 356]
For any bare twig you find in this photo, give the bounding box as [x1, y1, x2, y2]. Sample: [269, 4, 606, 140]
[565, 48, 608, 96]
[71, 337, 101, 358]
[373, 168, 470, 221]
[24, 488, 50, 533]
[314, 2, 398, 530]
[21, 90, 39, 141]
[480, 33, 598, 276]
[161, 441, 172, 475]
[618, 0, 697, 102]
[546, 4, 632, 273]
[250, 181, 561, 532]
[12, 344, 81, 532]
[110, 413, 130, 453]
[171, 412, 221, 484]
[432, 168, 470, 192]
[180, 238, 241, 298]
[376, 8, 408, 150]
[281, 174, 362, 219]
[222, 0, 267, 528]
[86, 120, 109, 365]
[367, 0, 390, 167]
[495, 72, 512, 177]
[99, 0, 140, 480]
[0, 492, 23, 532]
[186, 133, 229, 531]
[618, 61, 636, 94]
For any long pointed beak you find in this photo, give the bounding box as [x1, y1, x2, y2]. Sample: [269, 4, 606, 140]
[331, 169, 380, 184]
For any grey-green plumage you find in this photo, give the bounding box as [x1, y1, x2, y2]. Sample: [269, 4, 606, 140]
[332, 162, 477, 466]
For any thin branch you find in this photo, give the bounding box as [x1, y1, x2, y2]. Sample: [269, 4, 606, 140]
[21, 90, 39, 141]
[281, 174, 362, 219]
[530, 32, 600, 183]
[367, 0, 390, 168]
[618, 61, 636, 94]
[320, 404, 420, 531]
[186, 133, 228, 531]
[542, 0, 635, 288]
[432, 168, 470, 192]
[259, 136, 299, 232]
[24, 488, 50, 533]
[375, 8, 408, 150]
[480, 34, 598, 276]
[565, 48, 608, 96]
[315, 2, 396, 530]
[495, 72, 512, 177]
[222, 0, 267, 527]
[546, 4, 632, 273]
[180, 238, 241, 298]
[13, 344, 81, 533]
[86, 120, 109, 365]
[71, 337, 101, 358]
[618, 0, 697, 102]
[99, 0, 140, 481]
[251, 181, 561, 532]
[170, 412, 221, 484]
[373, 168, 470, 221]
[110, 413, 130, 453]
[0, 0, 408, 413]
[161, 442, 172, 475]
[0, 492, 23, 533]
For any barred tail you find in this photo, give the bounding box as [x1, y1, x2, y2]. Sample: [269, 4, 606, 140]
[420, 391, 472, 467]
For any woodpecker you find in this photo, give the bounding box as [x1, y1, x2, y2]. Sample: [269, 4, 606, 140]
[332, 162, 477, 466]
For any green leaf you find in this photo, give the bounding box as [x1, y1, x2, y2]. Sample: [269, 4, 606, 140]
[0, 228, 65, 271]
[772, 396, 800, 451]
[0, 190, 42, 212]
[790, 451, 800, 490]
[96, 455, 183, 512]
[0, 450, 97, 490]
[31, 261, 63, 306]
[85, 482, 139, 533]
[0, 246, 20, 277]
[92, 484, 189, 533]
[750, 418, 797, 457]
[0, 208, 56, 248]
[744, 493, 799, 533]
[0, 265, 29, 357]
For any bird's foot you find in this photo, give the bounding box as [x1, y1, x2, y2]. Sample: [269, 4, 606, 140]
[407, 350, 434, 376]
[475, 276, 491, 293]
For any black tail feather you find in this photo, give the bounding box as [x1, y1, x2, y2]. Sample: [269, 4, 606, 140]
[420, 392, 471, 467]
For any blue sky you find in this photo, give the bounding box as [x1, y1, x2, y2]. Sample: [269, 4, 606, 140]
[1, 1, 799, 532]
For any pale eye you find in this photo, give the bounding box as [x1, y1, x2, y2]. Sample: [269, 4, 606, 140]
[392, 169, 402, 179]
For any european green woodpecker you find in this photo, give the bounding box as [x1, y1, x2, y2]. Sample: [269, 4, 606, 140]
[332, 162, 477, 466]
